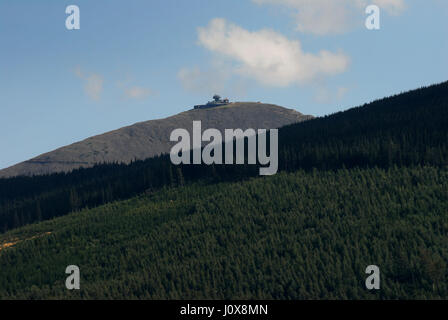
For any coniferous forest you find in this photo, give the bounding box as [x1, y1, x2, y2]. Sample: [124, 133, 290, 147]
[0, 81, 447, 299]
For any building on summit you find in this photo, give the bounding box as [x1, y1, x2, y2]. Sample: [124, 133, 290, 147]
[194, 95, 230, 109]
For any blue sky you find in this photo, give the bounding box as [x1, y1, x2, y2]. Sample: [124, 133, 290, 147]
[0, 0, 447, 169]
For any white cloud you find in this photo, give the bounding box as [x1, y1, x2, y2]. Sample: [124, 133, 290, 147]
[337, 86, 349, 99]
[178, 63, 252, 98]
[84, 74, 103, 101]
[74, 67, 103, 101]
[116, 77, 154, 101]
[314, 86, 349, 103]
[124, 86, 153, 100]
[373, 0, 406, 14]
[196, 18, 349, 87]
[177, 65, 229, 94]
[252, 0, 406, 35]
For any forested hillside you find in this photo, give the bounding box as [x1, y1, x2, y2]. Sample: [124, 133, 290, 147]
[0, 166, 447, 299]
[1, 81, 447, 233]
[0, 81, 447, 299]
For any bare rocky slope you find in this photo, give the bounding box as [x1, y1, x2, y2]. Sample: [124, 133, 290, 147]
[0, 102, 313, 178]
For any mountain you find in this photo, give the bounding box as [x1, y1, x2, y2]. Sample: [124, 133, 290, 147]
[0, 81, 447, 299]
[0, 81, 446, 233]
[0, 82, 448, 300]
[0, 102, 312, 178]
